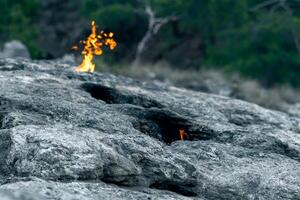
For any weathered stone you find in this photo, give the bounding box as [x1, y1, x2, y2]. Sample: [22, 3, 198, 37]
[0, 189, 44, 200]
[1, 41, 30, 59]
[0, 58, 299, 199]
[0, 178, 191, 200]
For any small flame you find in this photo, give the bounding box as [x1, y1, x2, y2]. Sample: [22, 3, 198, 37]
[74, 20, 117, 73]
[179, 128, 188, 141]
[71, 45, 79, 50]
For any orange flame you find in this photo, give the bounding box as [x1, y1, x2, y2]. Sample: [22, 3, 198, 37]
[74, 21, 117, 73]
[179, 128, 188, 141]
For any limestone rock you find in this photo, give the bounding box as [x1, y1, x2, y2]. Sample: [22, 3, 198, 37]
[0, 58, 299, 199]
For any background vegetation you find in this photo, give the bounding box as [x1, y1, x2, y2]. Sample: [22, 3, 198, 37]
[1, 0, 300, 88]
[0, 0, 41, 58]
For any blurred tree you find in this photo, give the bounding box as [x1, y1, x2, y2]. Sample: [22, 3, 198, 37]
[206, 0, 300, 86]
[0, 0, 41, 58]
[38, 0, 85, 58]
[133, 0, 179, 64]
[79, 0, 300, 86]
[2, 0, 300, 86]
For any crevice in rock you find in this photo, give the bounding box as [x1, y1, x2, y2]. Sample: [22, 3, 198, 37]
[150, 181, 198, 197]
[131, 108, 214, 144]
[100, 174, 198, 198]
[81, 83, 214, 143]
[273, 140, 300, 162]
[0, 113, 5, 129]
[100, 176, 141, 188]
[144, 108, 212, 143]
[81, 83, 164, 108]
[131, 118, 163, 141]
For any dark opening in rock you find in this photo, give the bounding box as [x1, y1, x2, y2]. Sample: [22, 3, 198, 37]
[150, 181, 198, 197]
[82, 83, 213, 143]
[81, 83, 163, 108]
[144, 109, 212, 143]
[130, 108, 213, 144]
[131, 119, 164, 141]
[0, 114, 4, 129]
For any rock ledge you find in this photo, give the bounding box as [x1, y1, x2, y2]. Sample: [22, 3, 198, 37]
[0, 58, 299, 200]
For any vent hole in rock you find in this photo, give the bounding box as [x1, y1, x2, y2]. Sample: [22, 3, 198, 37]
[81, 83, 164, 108]
[133, 109, 213, 144]
[82, 83, 214, 143]
[150, 181, 197, 197]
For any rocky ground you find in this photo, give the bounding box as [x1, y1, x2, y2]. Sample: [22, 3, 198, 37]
[0, 58, 299, 200]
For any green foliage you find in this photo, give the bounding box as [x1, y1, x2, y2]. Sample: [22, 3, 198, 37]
[205, 2, 300, 86]
[150, 0, 185, 15]
[76, 0, 300, 86]
[0, 0, 42, 58]
[2, 0, 300, 86]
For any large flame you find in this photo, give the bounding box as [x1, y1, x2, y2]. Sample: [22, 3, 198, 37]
[74, 21, 117, 73]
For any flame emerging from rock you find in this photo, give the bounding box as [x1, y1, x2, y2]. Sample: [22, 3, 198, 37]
[179, 128, 188, 141]
[74, 21, 117, 73]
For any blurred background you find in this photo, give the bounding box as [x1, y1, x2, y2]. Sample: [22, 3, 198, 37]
[2, 0, 300, 113]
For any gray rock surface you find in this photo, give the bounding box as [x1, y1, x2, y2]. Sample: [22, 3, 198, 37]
[0, 58, 299, 199]
[0, 41, 30, 59]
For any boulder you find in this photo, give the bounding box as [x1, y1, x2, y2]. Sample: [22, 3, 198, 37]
[0, 58, 299, 199]
[1, 41, 30, 59]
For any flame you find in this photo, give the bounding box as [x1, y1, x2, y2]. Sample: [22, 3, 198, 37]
[179, 128, 188, 141]
[71, 45, 79, 50]
[74, 21, 117, 73]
